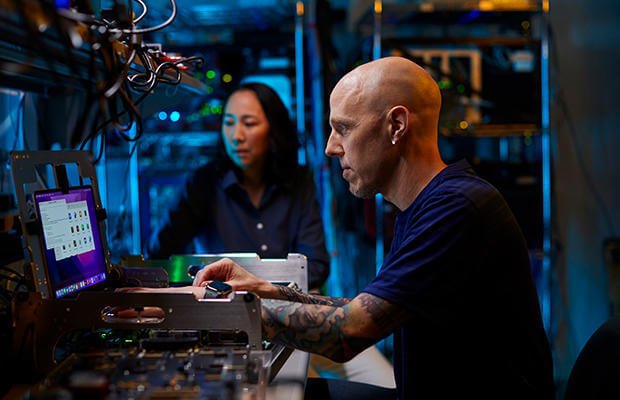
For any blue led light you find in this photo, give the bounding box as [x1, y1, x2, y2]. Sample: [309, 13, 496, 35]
[170, 111, 181, 122]
[158, 111, 168, 121]
[54, 0, 71, 9]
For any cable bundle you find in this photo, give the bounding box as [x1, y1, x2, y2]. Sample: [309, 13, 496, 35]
[70, 0, 203, 160]
[4, 0, 203, 159]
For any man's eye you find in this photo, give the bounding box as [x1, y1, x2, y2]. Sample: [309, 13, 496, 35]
[335, 124, 348, 135]
[224, 119, 235, 126]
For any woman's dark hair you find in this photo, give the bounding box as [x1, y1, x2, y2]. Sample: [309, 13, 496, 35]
[217, 82, 300, 184]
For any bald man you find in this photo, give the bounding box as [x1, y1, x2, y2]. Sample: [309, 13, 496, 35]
[190, 57, 553, 398]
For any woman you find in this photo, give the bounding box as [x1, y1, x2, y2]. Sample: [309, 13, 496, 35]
[147, 82, 329, 290]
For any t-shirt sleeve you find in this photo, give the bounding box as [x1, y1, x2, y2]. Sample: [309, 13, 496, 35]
[362, 191, 484, 322]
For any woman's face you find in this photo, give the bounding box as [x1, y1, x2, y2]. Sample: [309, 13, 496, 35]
[221, 90, 271, 172]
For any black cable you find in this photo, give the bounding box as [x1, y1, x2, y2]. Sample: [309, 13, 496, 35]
[127, 54, 202, 93]
[104, 47, 137, 98]
[90, 87, 142, 164]
[66, 2, 203, 160]
[70, 33, 102, 148]
[79, 88, 152, 151]
[94, 38, 130, 147]
[127, 49, 162, 92]
[94, 129, 106, 164]
[71, 95, 98, 149]
[110, 141, 139, 243]
[72, 21, 116, 148]
[115, 88, 143, 142]
[80, 54, 202, 152]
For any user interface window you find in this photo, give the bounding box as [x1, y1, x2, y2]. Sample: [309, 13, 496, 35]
[34, 186, 107, 298]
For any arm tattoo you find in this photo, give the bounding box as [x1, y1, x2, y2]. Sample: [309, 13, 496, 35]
[274, 285, 351, 306]
[261, 292, 409, 362]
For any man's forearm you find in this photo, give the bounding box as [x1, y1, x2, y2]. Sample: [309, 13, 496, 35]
[261, 299, 375, 362]
[272, 285, 351, 306]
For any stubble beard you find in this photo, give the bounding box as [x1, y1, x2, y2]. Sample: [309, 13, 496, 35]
[347, 180, 378, 199]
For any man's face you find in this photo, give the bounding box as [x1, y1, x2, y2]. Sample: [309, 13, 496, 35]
[325, 84, 392, 199]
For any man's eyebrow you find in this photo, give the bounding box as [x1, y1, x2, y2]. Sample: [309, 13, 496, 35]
[330, 117, 357, 127]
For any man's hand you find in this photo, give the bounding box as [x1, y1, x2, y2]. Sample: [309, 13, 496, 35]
[192, 258, 275, 298]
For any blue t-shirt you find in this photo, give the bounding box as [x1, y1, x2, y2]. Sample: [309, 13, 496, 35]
[363, 160, 553, 399]
[148, 162, 330, 289]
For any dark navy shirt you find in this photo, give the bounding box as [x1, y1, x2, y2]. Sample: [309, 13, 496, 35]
[148, 162, 330, 289]
[363, 160, 553, 399]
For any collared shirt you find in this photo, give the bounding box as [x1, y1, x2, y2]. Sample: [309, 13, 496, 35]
[363, 159, 553, 399]
[148, 162, 329, 289]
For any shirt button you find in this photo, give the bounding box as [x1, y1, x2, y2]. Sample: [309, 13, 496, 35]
[256, 223, 264, 230]
[260, 244, 268, 251]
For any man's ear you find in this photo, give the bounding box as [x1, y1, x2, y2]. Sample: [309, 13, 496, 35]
[387, 105, 409, 144]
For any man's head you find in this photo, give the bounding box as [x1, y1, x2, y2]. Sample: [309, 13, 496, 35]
[325, 57, 443, 207]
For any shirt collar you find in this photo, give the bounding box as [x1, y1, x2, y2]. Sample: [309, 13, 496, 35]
[220, 168, 279, 207]
[221, 169, 240, 190]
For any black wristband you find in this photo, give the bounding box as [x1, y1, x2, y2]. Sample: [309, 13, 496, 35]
[203, 280, 232, 299]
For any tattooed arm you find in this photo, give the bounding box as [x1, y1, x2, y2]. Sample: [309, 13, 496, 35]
[261, 292, 409, 362]
[191, 257, 409, 360]
[193, 258, 353, 306]
[272, 285, 352, 306]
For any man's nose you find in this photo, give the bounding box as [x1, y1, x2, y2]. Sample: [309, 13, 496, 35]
[325, 132, 343, 157]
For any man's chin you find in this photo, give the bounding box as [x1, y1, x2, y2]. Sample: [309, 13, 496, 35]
[348, 183, 377, 199]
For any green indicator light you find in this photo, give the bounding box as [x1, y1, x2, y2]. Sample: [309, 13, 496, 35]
[199, 104, 211, 116]
[169, 257, 187, 283]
